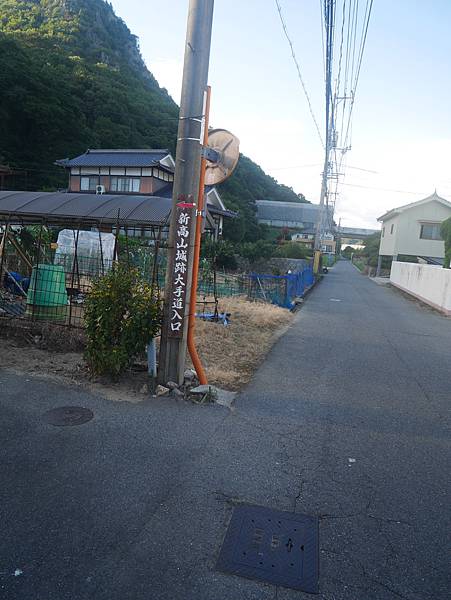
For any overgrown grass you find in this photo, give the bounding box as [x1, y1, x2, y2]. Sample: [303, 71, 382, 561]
[353, 258, 366, 272]
[192, 296, 293, 390]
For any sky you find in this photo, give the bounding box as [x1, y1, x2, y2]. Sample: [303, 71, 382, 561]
[110, 0, 451, 229]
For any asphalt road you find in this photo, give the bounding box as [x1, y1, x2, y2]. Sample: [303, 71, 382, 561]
[1, 261, 450, 600]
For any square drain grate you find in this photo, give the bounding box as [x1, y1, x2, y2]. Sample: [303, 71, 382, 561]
[216, 505, 319, 594]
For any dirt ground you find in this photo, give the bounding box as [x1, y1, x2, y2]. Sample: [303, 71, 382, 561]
[0, 297, 294, 401]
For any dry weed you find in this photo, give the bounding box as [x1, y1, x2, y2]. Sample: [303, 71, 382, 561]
[192, 296, 293, 390]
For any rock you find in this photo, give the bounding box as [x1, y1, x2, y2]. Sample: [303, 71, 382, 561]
[215, 388, 237, 408]
[139, 384, 148, 394]
[190, 384, 236, 408]
[171, 388, 185, 399]
[166, 381, 179, 390]
[189, 385, 218, 404]
[184, 369, 197, 382]
[155, 385, 169, 397]
[189, 384, 212, 395]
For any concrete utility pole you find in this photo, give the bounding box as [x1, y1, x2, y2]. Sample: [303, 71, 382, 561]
[158, 0, 214, 385]
[314, 0, 334, 273]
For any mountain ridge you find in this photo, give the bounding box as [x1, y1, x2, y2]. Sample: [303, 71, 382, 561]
[0, 0, 308, 241]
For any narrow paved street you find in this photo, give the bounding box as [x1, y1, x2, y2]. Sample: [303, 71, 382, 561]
[1, 261, 450, 599]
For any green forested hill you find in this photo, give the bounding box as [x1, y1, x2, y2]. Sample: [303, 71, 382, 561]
[0, 0, 307, 240]
[0, 0, 179, 185]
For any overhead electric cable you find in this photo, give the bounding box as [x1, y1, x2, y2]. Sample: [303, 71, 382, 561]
[340, 0, 374, 154]
[340, 182, 426, 195]
[319, 0, 327, 81]
[274, 0, 325, 149]
[334, 0, 347, 101]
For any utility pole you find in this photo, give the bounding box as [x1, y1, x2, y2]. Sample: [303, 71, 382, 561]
[158, 0, 214, 385]
[314, 0, 335, 273]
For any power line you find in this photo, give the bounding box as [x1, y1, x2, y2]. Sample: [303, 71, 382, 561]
[315, 0, 336, 254]
[334, 0, 347, 103]
[328, 0, 374, 226]
[340, 181, 429, 195]
[340, 0, 374, 155]
[274, 0, 325, 149]
[319, 0, 326, 82]
[269, 163, 322, 171]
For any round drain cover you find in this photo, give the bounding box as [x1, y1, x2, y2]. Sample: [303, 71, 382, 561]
[43, 406, 94, 427]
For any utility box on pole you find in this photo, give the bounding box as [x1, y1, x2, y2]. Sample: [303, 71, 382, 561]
[158, 0, 214, 385]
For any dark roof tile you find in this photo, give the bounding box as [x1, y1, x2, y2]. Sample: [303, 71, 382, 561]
[57, 149, 171, 168]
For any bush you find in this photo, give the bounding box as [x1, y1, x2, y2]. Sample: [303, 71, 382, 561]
[275, 242, 311, 259]
[341, 245, 354, 258]
[201, 239, 238, 270]
[84, 265, 162, 377]
[240, 240, 275, 262]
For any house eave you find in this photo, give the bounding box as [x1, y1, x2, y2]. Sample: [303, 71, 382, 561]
[377, 210, 399, 222]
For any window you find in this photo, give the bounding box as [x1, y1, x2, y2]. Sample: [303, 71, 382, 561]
[382, 227, 385, 237]
[420, 223, 442, 240]
[110, 177, 140, 193]
[390, 224, 394, 234]
[80, 176, 99, 191]
[153, 168, 169, 181]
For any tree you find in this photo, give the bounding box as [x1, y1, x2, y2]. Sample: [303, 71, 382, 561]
[361, 233, 382, 267]
[240, 240, 275, 262]
[275, 242, 311, 259]
[200, 238, 238, 270]
[341, 245, 355, 259]
[440, 217, 451, 269]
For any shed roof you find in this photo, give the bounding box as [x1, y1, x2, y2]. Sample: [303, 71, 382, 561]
[56, 149, 172, 169]
[0, 191, 172, 226]
[256, 200, 332, 226]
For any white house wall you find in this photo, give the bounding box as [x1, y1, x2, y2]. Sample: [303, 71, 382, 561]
[379, 215, 398, 256]
[380, 200, 451, 258]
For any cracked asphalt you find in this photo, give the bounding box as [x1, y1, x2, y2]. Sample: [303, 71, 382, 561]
[1, 260, 450, 599]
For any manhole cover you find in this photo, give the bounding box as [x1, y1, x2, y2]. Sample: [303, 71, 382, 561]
[43, 406, 94, 427]
[216, 505, 319, 594]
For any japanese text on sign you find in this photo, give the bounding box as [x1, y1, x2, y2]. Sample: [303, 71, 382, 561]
[168, 204, 193, 337]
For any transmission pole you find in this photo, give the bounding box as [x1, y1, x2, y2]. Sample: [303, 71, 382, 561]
[158, 0, 214, 385]
[314, 0, 335, 273]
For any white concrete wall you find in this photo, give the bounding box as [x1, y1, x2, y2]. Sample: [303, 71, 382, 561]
[390, 261, 451, 315]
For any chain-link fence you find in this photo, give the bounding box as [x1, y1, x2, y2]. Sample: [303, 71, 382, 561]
[1, 221, 316, 330]
[0, 224, 165, 328]
[247, 265, 315, 308]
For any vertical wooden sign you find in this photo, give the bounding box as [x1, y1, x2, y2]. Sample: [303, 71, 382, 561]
[167, 199, 195, 337]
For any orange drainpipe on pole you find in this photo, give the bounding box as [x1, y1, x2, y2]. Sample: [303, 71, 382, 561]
[187, 85, 211, 385]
